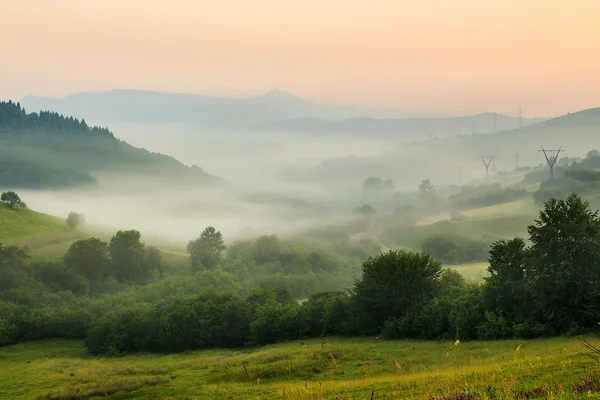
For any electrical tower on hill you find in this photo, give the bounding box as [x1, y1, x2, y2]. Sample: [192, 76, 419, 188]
[539, 146, 565, 180]
[480, 156, 494, 180]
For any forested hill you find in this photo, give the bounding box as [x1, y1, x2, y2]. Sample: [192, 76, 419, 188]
[0, 101, 216, 189]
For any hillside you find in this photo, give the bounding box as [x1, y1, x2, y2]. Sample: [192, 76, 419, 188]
[20, 89, 402, 130]
[0, 101, 217, 189]
[261, 113, 544, 138]
[0, 203, 70, 243]
[293, 106, 600, 189]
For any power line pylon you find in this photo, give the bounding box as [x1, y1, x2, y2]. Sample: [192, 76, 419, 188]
[539, 146, 564, 180]
[518, 107, 523, 129]
[480, 156, 494, 180]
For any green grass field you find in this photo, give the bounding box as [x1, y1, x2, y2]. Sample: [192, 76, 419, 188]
[391, 199, 537, 251]
[0, 203, 189, 264]
[0, 336, 597, 399]
[0, 203, 72, 244]
[0, 203, 86, 260]
[444, 262, 489, 282]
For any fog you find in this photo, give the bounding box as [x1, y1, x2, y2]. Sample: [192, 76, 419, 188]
[12, 109, 600, 247]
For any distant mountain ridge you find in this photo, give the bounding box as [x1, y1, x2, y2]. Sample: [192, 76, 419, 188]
[21, 89, 411, 129]
[22, 89, 543, 136]
[260, 113, 545, 138]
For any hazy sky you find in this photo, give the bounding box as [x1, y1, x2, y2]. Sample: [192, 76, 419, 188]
[2, 0, 599, 116]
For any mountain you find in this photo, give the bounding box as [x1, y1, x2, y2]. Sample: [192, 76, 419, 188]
[21, 89, 412, 130]
[283, 107, 600, 189]
[260, 113, 545, 138]
[0, 101, 217, 189]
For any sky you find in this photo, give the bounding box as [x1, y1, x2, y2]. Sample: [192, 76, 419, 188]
[2, 0, 599, 116]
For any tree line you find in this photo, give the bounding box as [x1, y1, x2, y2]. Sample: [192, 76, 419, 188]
[0, 100, 112, 136]
[1, 193, 600, 353]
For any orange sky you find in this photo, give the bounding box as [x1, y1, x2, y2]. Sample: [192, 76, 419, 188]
[2, 0, 599, 116]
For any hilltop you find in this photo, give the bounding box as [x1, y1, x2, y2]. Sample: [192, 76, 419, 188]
[20, 89, 545, 136]
[0, 101, 217, 189]
[20, 89, 389, 130]
[260, 112, 543, 138]
[292, 106, 600, 189]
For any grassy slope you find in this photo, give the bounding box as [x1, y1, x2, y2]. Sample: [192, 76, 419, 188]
[0, 336, 595, 399]
[0, 203, 187, 263]
[393, 199, 536, 251]
[0, 203, 87, 260]
[388, 199, 539, 281]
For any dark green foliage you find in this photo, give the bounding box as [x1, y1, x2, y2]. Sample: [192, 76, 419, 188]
[110, 230, 148, 284]
[527, 194, 600, 332]
[31, 262, 89, 295]
[5, 192, 600, 354]
[253, 234, 281, 264]
[353, 250, 442, 328]
[422, 235, 489, 265]
[187, 227, 226, 270]
[0, 191, 26, 208]
[483, 238, 529, 323]
[297, 291, 350, 337]
[63, 238, 112, 289]
[0, 243, 30, 291]
[448, 287, 485, 340]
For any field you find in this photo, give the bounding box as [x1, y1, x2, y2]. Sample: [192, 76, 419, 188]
[0, 336, 597, 399]
[0, 203, 188, 263]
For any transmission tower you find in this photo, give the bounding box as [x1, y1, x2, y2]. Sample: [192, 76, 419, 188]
[518, 107, 523, 129]
[480, 156, 494, 179]
[539, 146, 564, 180]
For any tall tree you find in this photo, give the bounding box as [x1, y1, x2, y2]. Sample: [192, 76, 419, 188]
[353, 250, 442, 327]
[0, 243, 30, 290]
[483, 238, 530, 322]
[66, 211, 86, 230]
[527, 194, 600, 332]
[63, 238, 111, 282]
[253, 234, 281, 264]
[187, 227, 226, 270]
[110, 230, 147, 283]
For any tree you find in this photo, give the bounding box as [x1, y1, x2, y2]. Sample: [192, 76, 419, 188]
[253, 234, 281, 264]
[418, 179, 434, 194]
[186, 227, 226, 270]
[418, 179, 437, 209]
[63, 238, 111, 282]
[483, 238, 530, 323]
[0, 243, 30, 290]
[587, 149, 600, 158]
[353, 250, 443, 328]
[1, 191, 26, 208]
[352, 204, 377, 218]
[66, 212, 86, 230]
[110, 230, 147, 283]
[527, 194, 600, 332]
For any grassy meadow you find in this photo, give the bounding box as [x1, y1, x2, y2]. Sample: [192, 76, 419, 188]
[0, 336, 597, 399]
[0, 203, 188, 263]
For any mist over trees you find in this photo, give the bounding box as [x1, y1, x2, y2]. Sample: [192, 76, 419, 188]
[1, 191, 600, 353]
